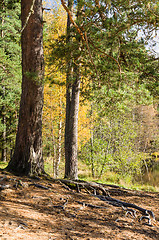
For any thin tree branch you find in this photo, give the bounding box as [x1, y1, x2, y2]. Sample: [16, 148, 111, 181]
[84, 32, 99, 80]
[89, 39, 122, 73]
[95, 0, 106, 22]
[61, 0, 85, 42]
[147, 4, 159, 18]
[60, 0, 123, 74]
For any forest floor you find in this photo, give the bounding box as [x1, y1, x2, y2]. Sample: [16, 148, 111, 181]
[0, 170, 159, 240]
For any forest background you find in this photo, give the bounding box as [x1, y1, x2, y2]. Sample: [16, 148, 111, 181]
[0, 0, 159, 189]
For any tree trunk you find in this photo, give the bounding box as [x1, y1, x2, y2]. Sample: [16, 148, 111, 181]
[1, 2, 7, 162]
[90, 128, 95, 178]
[65, 65, 80, 179]
[55, 92, 62, 178]
[7, 0, 44, 176]
[52, 125, 57, 178]
[1, 114, 7, 162]
[64, 0, 82, 180]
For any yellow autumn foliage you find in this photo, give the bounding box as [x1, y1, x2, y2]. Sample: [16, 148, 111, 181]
[43, 2, 91, 158]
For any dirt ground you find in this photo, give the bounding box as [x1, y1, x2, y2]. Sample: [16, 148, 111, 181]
[0, 171, 159, 240]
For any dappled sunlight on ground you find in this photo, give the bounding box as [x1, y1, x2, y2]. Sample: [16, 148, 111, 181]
[0, 171, 159, 239]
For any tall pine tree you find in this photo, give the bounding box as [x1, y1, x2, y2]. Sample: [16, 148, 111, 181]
[7, 0, 45, 176]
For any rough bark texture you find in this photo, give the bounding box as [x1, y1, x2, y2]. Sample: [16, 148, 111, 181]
[65, 66, 80, 180]
[64, 0, 81, 180]
[7, 0, 44, 176]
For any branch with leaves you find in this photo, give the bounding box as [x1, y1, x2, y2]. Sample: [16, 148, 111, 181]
[60, 0, 122, 74]
[61, 0, 85, 41]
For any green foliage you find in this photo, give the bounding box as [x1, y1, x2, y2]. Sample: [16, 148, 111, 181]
[0, 0, 21, 161]
[79, 107, 144, 182]
[139, 58, 159, 100]
[51, 0, 158, 101]
[0, 161, 8, 169]
[47, 0, 158, 182]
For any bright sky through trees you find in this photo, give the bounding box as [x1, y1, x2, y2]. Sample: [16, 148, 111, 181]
[43, 0, 159, 57]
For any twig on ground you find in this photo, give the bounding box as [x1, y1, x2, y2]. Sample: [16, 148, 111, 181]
[52, 199, 68, 210]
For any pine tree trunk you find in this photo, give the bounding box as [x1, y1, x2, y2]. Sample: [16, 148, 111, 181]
[55, 93, 62, 178]
[56, 118, 62, 178]
[1, 85, 7, 162]
[65, 65, 80, 180]
[1, 2, 7, 162]
[7, 0, 44, 176]
[64, 0, 82, 180]
[1, 114, 7, 162]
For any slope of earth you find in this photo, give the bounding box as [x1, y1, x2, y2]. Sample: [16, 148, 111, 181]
[0, 170, 159, 240]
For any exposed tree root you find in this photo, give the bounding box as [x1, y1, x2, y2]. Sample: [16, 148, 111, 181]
[95, 195, 155, 225]
[58, 179, 109, 195]
[0, 174, 156, 227]
[58, 179, 156, 226]
[75, 200, 108, 209]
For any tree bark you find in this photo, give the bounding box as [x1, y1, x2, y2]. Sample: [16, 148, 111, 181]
[55, 92, 63, 178]
[7, 0, 44, 176]
[1, 2, 7, 162]
[65, 65, 80, 180]
[64, 0, 82, 180]
[1, 112, 7, 162]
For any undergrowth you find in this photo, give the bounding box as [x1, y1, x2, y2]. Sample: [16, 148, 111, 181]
[1, 160, 159, 192]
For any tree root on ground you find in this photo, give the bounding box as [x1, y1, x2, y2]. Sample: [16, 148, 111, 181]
[0, 174, 156, 226]
[58, 179, 156, 226]
[95, 195, 155, 225]
[58, 179, 109, 195]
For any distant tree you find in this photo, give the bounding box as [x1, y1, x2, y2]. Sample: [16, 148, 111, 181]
[7, 0, 45, 176]
[43, 3, 90, 178]
[43, 4, 66, 178]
